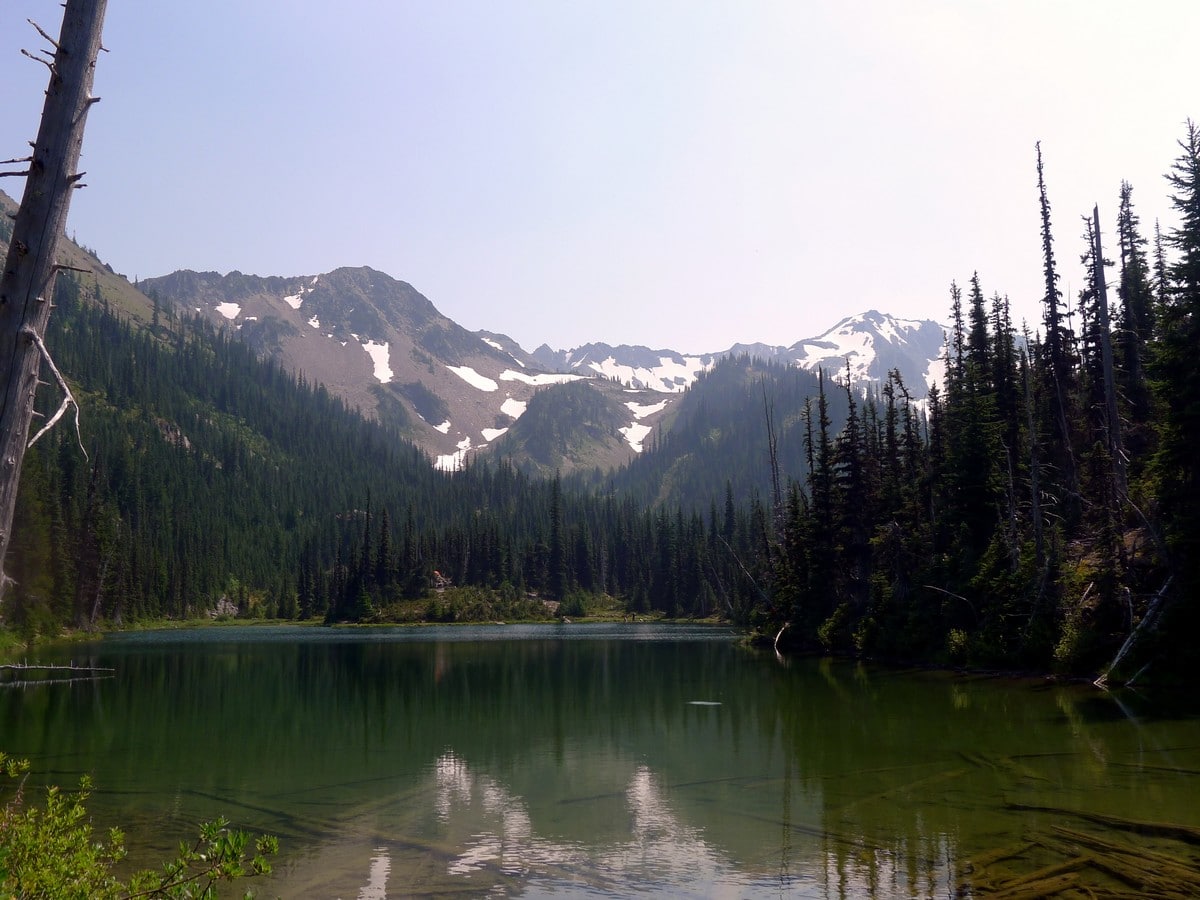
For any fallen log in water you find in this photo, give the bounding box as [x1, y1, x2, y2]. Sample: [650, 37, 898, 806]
[1049, 825, 1200, 886]
[984, 870, 1081, 900]
[0, 662, 114, 673]
[1006, 802, 1200, 845]
[963, 813, 1200, 898]
[0, 662, 114, 682]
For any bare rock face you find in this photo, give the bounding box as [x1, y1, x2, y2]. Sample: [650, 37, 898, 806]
[139, 265, 678, 472]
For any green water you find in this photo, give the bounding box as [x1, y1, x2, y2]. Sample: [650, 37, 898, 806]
[2, 624, 1198, 897]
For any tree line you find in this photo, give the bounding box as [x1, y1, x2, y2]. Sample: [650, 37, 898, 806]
[4, 273, 768, 634]
[759, 124, 1200, 682]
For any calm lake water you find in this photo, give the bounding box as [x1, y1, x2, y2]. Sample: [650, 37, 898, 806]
[2, 624, 1199, 898]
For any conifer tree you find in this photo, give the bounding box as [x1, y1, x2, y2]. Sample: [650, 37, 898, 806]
[1154, 119, 1200, 604]
[547, 472, 567, 600]
[1115, 182, 1156, 449]
[1035, 142, 1080, 526]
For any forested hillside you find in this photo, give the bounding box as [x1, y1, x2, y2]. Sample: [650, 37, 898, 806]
[4, 271, 760, 632]
[592, 356, 850, 511]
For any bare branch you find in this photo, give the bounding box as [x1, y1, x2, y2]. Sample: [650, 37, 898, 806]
[20, 48, 56, 73]
[21, 325, 87, 459]
[0, 171, 32, 178]
[0, 157, 34, 166]
[53, 263, 93, 274]
[922, 583, 976, 616]
[28, 19, 61, 50]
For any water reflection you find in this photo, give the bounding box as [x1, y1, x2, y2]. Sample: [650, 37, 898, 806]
[357, 849, 389, 900]
[3, 626, 1199, 897]
[433, 752, 737, 891]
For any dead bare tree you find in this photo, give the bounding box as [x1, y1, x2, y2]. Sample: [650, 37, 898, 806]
[0, 0, 108, 603]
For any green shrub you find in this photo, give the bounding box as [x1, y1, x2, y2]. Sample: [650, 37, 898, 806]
[1, 751, 278, 899]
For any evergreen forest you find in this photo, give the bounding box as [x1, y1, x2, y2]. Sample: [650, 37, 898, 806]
[4, 123, 1200, 685]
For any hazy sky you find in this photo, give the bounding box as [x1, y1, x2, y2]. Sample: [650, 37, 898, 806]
[1, 1, 1196, 352]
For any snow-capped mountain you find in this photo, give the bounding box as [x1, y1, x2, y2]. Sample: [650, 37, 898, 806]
[140, 263, 946, 475]
[785, 310, 947, 395]
[531, 310, 947, 398]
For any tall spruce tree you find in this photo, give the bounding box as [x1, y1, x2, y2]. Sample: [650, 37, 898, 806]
[1155, 120, 1200, 602]
[1034, 142, 1080, 525]
[1115, 181, 1156, 464]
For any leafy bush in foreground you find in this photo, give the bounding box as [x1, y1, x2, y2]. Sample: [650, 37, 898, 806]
[0, 751, 277, 899]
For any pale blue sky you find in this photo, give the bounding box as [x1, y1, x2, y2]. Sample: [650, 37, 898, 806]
[2, 1, 1196, 352]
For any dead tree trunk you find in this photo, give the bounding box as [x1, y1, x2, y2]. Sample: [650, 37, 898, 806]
[0, 0, 107, 603]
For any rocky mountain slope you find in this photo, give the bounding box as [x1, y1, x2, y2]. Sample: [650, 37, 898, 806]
[143, 261, 946, 474]
[4, 189, 946, 478]
[137, 267, 682, 472]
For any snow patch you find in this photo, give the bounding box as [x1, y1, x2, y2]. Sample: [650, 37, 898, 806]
[435, 436, 473, 472]
[481, 427, 508, 442]
[923, 353, 948, 393]
[447, 365, 499, 392]
[434, 420, 452, 434]
[586, 356, 710, 393]
[215, 302, 241, 320]
[626, 399, 669, 419]
[308, 315, 321, 329]
[499, 369, 585, 386]
[283, 292, 304, 310]
[620, 421, 653, 453]
[482, 339, 528, 366]
[362, 340, 393, 383]
[500, 397, 527, 419]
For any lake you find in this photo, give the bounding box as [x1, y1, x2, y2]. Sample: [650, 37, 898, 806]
[2, 624, 1199, 897]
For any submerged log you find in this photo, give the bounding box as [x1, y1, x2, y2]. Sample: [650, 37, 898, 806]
[1006, 802, 1200, 845]
[1049, 825, 1200, 883]
[985, 870, 1080, 900]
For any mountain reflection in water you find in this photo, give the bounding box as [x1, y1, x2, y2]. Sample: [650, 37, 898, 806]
[2, 625, 1198, 898]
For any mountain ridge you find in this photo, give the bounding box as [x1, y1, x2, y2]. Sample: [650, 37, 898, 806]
[141, 259, 946, 474]
[4, 189, 947, 479]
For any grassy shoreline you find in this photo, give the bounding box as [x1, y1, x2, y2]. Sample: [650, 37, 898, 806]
[1, 589, 729, 663]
